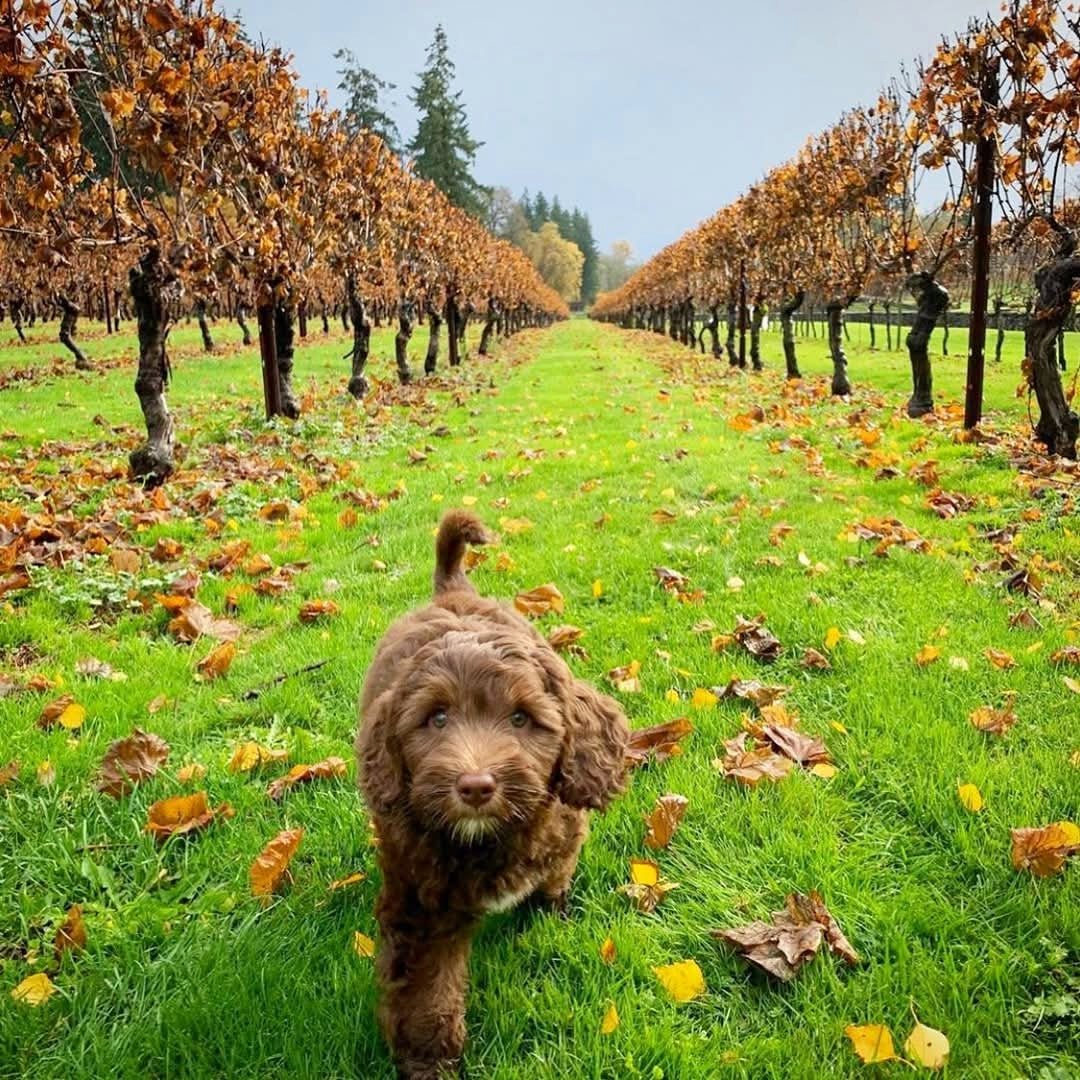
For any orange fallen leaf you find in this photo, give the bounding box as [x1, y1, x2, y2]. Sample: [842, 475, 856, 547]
[618, 857, 679, 912]
[97, 728, 170, 797]
[643, 794, 689, 850]
[1010, 821, 1080, 877]
[969, 695, 1018, 736]
[984, 647, 1016, 670]
[266, 756, 348, 800]
[352, 931, 376, 958]
[329, 872, 366, 892]
[600, 937, 617, 964]
[145, 791, 233, 842]
[54, 904, 86, 960]
[625, 717, 693, 767]
[514, 583, 565, 617]
[197, 640, 236, 680]
[600, 1001, 620, 1034]
[299, 599, 340, 623]
[228, 741, 288, 774]
[250, 827, 304, 899]
[915, 645, 941, 666]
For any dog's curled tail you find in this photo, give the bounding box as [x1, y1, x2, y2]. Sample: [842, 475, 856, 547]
[434, 509, 493, 596]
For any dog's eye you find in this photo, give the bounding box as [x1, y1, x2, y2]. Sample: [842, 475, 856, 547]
[510, 709, 531, 728]
[428, 709, 449, 729]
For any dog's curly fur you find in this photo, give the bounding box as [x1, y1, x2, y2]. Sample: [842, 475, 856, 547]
[356, 510, 629, 1079]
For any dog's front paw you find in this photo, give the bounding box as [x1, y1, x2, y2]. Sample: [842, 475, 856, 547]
[398, 1059, 459, 1080]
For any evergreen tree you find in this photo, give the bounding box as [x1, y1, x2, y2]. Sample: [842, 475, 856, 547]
[408, 25, 487, 217]
[531, 191, 550, 228]
[334, 49, 402, 153]
[569, 208, 600, 305]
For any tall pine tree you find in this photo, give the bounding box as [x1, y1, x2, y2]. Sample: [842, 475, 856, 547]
[408, 26, 487, 217]
[334, 49, 402, 153]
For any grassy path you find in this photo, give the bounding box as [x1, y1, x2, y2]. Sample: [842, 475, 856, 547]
[1, 320, 1077, 1078]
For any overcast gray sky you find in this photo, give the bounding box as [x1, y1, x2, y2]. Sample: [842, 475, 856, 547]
[231, 0, 993, 261]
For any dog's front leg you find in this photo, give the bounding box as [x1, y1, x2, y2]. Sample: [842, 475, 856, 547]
[376, 897, 475, 1080]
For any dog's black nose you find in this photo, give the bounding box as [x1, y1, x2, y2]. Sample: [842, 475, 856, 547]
[456, 772, 496, 807]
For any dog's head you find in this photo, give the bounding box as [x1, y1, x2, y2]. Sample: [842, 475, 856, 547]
[360, 630, 628, 843]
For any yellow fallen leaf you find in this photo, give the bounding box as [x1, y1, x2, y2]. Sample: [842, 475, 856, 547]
[592, 579, 603, 598]
[845, 1024, 897, 1063]
[630, 858, 659, 886]
[353, 932, 376, 958]
[600, 1002, 620, 1034]
[691, 688, 718, 709]
[825, 626, 842, 650]
[905, 1021, 949, 1069]
[830, 720, 849, 735]
[915, 645, 941, 666]
[329, 872, 366, 892]
[59, 702, 86, 730]
[11, 972, 57, 1006]
[726, 576, 745, 591]
[664, 689, 680, 703]
[1064, 676, 1080, 694]
[957, 782, 984, 812]
[600, 937, 616, 964]
[810, 763, 838, 779]
[653, 959, 705, 1003]
[847, 629, 866, 646]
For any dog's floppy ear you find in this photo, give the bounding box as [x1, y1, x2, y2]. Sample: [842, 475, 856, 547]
[554, 679, 629, 811]
[357, 689, 406, 813]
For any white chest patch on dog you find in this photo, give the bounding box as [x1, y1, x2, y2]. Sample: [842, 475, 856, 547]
[484, 884, 534, 913]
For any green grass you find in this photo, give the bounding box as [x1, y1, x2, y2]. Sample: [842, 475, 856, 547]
[1, 316, 1078, 1079]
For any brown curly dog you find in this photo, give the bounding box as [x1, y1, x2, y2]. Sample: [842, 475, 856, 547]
[356, 509, 629, 1079]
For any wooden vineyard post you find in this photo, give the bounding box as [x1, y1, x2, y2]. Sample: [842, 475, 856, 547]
[102, 279, 112, 335]
[738, 258, 748, 369]
[964, 58, 1000, 430]
[257, 300, 282, 419]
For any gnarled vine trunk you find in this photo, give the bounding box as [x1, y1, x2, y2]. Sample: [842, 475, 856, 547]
[1025, 251, 1080, 458]
[826, 299, 853, 396]
[445, 298, 461, 367]
[196, 299, 214, 352]
[425, 306, 442, 373]
[749, 298, 764, 371]
[395, 299, 414, 384]
[478, 299, 498, 356]
[993, 297, 1004, 364]
[274, 300, 300, 418]
[904, 272, 949, 418]
[10, 297, 26, 343]
[58, 293, 90, 370]
[725, 299, 739, 366]
[236, 303, 252, 346]
[129, 248, 175, 486]
[780, 290, 804, 379]
[346, 274, 372, 398]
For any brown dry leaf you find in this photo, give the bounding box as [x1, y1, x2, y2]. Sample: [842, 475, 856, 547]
[298, 599, 340, 623]
[177, 762, 207, 784]
[329, 872, 366, 892]
[761, 724, 831, 767]
[110, 547, 141, 574]
[547, 625, 585, 654]
[716, 733, 793, 787]
[514, 583, 565, 618]
[625, 717, 693, 767]
[266, 757, 348, 800]
[618, 857, 679, 912]
[643, 794, 689, 850]
[242, 553, 274, 576]
[926, 489, 976, 519]
[97, 728, 170, 797]
[969, 695, 1018, 736]
[255, 574, 294, 597]
[715, 678, 789, 708]
[984, 647, 1016, 670]
[651, 507, 678, 524]
[1010, 821, 1080, 877]
[167, 601, 241, 644]
[145, 791, 234, 842]
[732, 614, 782, 663]
[713, 891, 858, 982]
[802, 647, 831, 670]
[0, 760, 19, 787]
[54, 904, 86, 960]
[37, 694, 78, 730]
[250, 827, 304, 899]
[1051, 645, 1080, 666]
[150, 537, 184, 562]
[197, 641, 236, 680]
[228, 741, 288, 774]
[607, 659, 642, 693]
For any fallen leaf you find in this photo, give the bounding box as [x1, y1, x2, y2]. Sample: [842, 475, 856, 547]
[547, 625, 585, 653]
[625, 717, 693, 767]
[969, 696, 1018, 736]
[352, 931, 376, 958]
[984, 647, 1016, 670]
[824, 626, 842, 650]
[957, 782, 984, 812]
[197, 641, 236, 680]
[177, 762, 206, 784]
[905, 1021, 949, 1070]
[10, 972, 56, 1006]
[97, 728, 170, 797]
[691, 687, 718, 708]
[1010, 821, 1080, 876]
[761, 724, 831, 767]
[653, 959, 705, 1002]
[716, 733, 794, 787]
[145, 791, 233, 842]
[167, 600, 241, 644]
[915, 645, 941, 666]
[0, 760, 19, 787]
[810, 763, 838, 779]
[298, 599, 340, 623]
[600, 937, 617, 964]
[514, 583, 565, 618]
[600, 1002, 620, 1034]
[607, 660, 642, 693]
[732, 614, 782, 662]
[36, 759, 55, 786]
[250, 827, 304, 899]
[618, 857, 679, 912]
[845, 1024, 897, 1064]
[329, 872, 366, 892]
[54, 904, 86, 960]
[802, 648, 831, 670]
[643, 794, 689, 850]
[266, 757, 348, 800]
[715, 678, 789, 708]
[37, 694, 82, 731]
[228, 741, 288, 773]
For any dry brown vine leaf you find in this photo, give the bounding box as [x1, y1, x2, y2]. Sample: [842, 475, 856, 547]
[714, 677, 789, 707]
[712, 891, 858, 981]
[1051, 646, 1080, 666]
[607, 659, 642, 693]
[926, 489, 976, 519]
[167, 600, 241, 643]
[732, 614, 782, 663]
[97, 728, 170, 797]
[643, 794, 689, 850]
[250, 827, 304, 900]
[298, 599, 340, 623]
[197, 640, 236, 680]
[969, 694, 1018, 736]
[547, 625, 585, 655]
[617, 857, 679, 913]
[1010, 821, 1080, 877]
[625, 717, 693, 767]
[984, 647, 1016, 670]
[54, 904, 86, 960]
[266, 756, 348, 800]
[0, 760, 19, 787]
[715, 733, 793, 787]
[761, 724, 831, 767]
[513, 583, 565, 617]
[144, 791, 233, 842]
[802, 647, 831, 670]
[228, 741, 287, 773]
